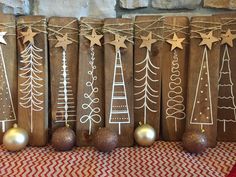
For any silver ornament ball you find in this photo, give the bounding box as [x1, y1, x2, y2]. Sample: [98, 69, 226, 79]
[134, 123, 156, 146]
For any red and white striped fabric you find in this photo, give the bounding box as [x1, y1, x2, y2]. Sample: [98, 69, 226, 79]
[0, 142, 235, 177]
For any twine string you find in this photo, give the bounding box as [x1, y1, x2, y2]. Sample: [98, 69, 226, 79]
[221, 17, 236, 33]
[0, 22, 16, 36]
[80, 19, 103, 36]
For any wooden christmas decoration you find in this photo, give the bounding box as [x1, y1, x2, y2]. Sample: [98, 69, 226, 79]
[103, 18, 134, 147]
[48, 17, 79, 131]
[76, 17, 104, 146]
[17, 16, 48, 146]
[186, 16, 221, 147]
[214, 13, 236, 142]
[162, 16, 189, 141]
[0, 14, 17, 144]
[134, 16, 164, 139]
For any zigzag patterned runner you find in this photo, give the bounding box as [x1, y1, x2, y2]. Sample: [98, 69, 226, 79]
[0, 142, 235, 176]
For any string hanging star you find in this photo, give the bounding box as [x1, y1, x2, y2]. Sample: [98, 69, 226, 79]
[199, 31, 218, 50]
[221, 29, 236, 47]
[21, 26, 37, 44]
[0, 32, 7, 45]
[55, 33, 72, 51]
[85, 29, 103, 47]
[109, 34, 127, 52]
[139, 32, 157, 51]
[166, 33, 185, 51]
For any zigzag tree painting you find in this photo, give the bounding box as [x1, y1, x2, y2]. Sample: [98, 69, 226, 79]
[134, 32, 159, 124]
[19, 27, 43, 133]
[218, 29, 236, 132]
[109, 34, 130, 135]
[0, 31, 16, 132]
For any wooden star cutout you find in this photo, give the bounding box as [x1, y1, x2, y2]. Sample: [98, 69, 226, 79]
[166, 33, 185, 51]
[0, 32, 7, 45]
[85, 29, 103, 47]
[21, 26, 37, 44]
[221, 29, 236, 47]
[55, 34, 72, 51]
[109, 34, 127, 52]
[139, 32, 157, 51]
[199, 31, 218, 50]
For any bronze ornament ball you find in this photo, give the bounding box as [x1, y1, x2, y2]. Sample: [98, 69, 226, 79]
[93, 128, 118, 152]
[134, 122, 156, 147]
[182, 130, 208, 154]
[3, 124, 29, 152]
[51, 124, 75, 151]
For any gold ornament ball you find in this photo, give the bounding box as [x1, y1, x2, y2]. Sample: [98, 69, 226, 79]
[3, 124, 29, 152]
[134, 123, 156, 146]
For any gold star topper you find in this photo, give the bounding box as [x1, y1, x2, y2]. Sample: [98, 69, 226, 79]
[55, 33, 72, 51]
[21, 26, 37, 44]
[199, 31, 218, 50]
[166, 33, 185, 51]
[0, 32, 7, 45]
[109, 34, 127, 52]
[85, 29, 103, 47]
[221, 29, 236, 47]
[139, 32, 157, 51]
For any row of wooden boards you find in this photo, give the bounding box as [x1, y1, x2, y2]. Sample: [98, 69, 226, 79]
[0, 13, 235, 147]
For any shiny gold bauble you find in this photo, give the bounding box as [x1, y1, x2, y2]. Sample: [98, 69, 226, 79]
[134, 122, 156, 146]
[3, 124, 29, 151]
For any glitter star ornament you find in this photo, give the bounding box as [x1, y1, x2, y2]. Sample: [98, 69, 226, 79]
[109, 34, 127, 52]
[85, 29, 103, 47]
[221, 29, 236, 47]
[55, 33, 72, 51]
[21, 26, 37, 44]
[139, 32, 157, 51]
[199, 31, 218, 50]
[166, 33, 185, 51]
[0, 32, 7, 45]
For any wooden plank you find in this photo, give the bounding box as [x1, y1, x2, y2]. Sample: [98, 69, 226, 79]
[76, 17, 104, 146]
[214, 13, 236, 142]
[186, 16, 221, 147]
[162, 16, 189, 141]
[48, 17, 79, 132]
[17, 16, 48, 146]
[134, 15, 164, 140]
[104, 18, 134, 147]
[0, 14, 17, 144]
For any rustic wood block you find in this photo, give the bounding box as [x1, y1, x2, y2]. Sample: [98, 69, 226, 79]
[186, 16, 221, 147]
[17, 16, 48, 146]
[104, 18, 134, 147]
[48, 17, 79, 132]
[162, 16, 189, 141]
[214, 13, 236, 142]
[76, 17, 104, 146]
[0, 14, 17, 144]
[204, 0, 236, 10]
[134, 16, 164, 140]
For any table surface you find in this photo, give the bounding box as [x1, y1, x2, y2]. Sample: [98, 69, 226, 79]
[0, 141, 235, 177]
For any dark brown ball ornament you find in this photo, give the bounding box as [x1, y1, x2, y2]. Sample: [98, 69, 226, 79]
[182, 130, 207, 154]
[93, 128, 118, 152]
[51, 124, 75, 151]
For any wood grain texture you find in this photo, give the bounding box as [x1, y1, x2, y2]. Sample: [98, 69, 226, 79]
[17, 16, 48, 146]
[186, 16, 221, 147]
[0, 14, 17, 144]
[104, 18, 134, 147]
[214, 13, 236, 142]
[48, 17, 79, 132]
[162, 16, 189, 141]
[134, 16, 164, 140]
[76, 17, 104, 146]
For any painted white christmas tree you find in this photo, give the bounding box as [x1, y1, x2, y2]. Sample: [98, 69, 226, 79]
[135, 32, 159, 124]
[19, 27, 43, 133]
[109, 34, 130, 135]
[0, 31, 16, 132]
[166, 33, 186, 132]
[80, 29, 103, 135]
[55, 34, 76, 126]
[190, 31, 218, 131]
[218, 29, 236, 132]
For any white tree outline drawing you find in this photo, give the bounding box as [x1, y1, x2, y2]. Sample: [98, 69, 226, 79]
[190, 46, 214, 131]
[166, 49, 186, 132]
[134, 48, 159, 124]
[218, 44, 236, 132]
[19, 42, 43, 133]
[80, 46, 101, 135]
[0, 43, 16, 132]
